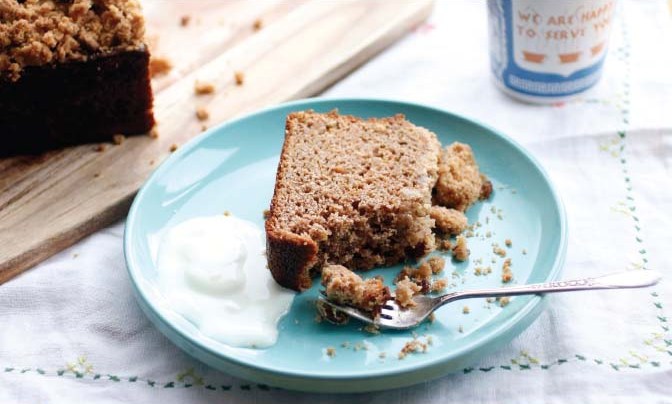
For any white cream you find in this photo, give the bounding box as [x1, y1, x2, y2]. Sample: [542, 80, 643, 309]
[157, 215, 295, 348]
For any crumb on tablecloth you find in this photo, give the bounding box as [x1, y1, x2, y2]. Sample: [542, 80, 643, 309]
[234, 71, 245, 85]
[194, 80, 215, 95]
[196, 106, 210, 121]
[149, 57, 172, 77]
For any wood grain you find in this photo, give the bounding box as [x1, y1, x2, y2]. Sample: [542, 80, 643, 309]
[0, 0, 433, 284]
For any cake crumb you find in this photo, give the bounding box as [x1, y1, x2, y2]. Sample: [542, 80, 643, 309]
[93, 173, 100, 178]
[180, 15, 191, 27]
[462, 305, 470, 314]
[395, 277, 422, 308]
[427, 256, 445, 274]
[196, 107, 210, 121]
[326, 347, 336, 357]
[430, 206, 468, 235]
[149, 127, 159, 139]
[149, 57, 172, 77]
[194, 81, 216, 95]
[428, 312, 436, 323]
[505, 239, 512, 247]
[95, 144, 107, 153]
[398, 338, 429, 360]
[223, 210, 231, 216]
[438, 238, 452, 251]
[522, 249, 528, 255]
[234, 71, 245, 85]
[497, 296, 511, 307]
[364, 324, 380, 335]
[149, 160, 155, 166]
[430, 279, 447, 292]
[379, 352, 386, 359]
[253, 18, 263, 31]
[112, 134, 126, 145]
[502, 258, 513, 283]
[201, 125, 208, 132]
[72, 253, 79, 259]
[452, 235, 469, 261]
[169, 144, 178, 153]
[493, 244, 507, 258]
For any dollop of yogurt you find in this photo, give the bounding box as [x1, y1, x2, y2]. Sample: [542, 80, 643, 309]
[157, 215, 295, 348]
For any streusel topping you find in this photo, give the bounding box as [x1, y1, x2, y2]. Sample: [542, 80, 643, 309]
[0, 0, 145, 81]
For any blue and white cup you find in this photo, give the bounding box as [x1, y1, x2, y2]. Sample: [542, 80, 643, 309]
[488, 0, 616, 103]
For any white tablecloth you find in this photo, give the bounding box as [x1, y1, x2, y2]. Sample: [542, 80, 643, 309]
[2, 1, 672, 402]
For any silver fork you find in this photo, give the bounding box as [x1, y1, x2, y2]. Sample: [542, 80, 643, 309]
[318, 270, 662, 330]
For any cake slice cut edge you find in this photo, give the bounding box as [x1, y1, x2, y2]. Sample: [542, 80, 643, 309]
[265, 110, 442, 291]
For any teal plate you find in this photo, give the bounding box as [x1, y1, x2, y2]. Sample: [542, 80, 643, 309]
[124, 98, 567, 393]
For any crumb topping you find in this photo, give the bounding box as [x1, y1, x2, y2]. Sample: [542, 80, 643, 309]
[0, 0, 146, 81]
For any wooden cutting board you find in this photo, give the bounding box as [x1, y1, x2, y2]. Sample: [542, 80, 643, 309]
[0, 0, 433, 284]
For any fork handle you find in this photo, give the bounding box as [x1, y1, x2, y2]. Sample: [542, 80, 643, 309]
[441, 270, 662, 304]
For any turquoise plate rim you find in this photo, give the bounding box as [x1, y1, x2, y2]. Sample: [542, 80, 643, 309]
[124, 97, 567, 390]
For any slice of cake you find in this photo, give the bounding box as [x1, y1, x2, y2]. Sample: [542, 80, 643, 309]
[0, 0, 154, 156]
[265, 110, 441, 291]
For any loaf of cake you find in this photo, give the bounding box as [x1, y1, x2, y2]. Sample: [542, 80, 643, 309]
[0, 0, 154, 156]
[265, 111, 441, 291]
